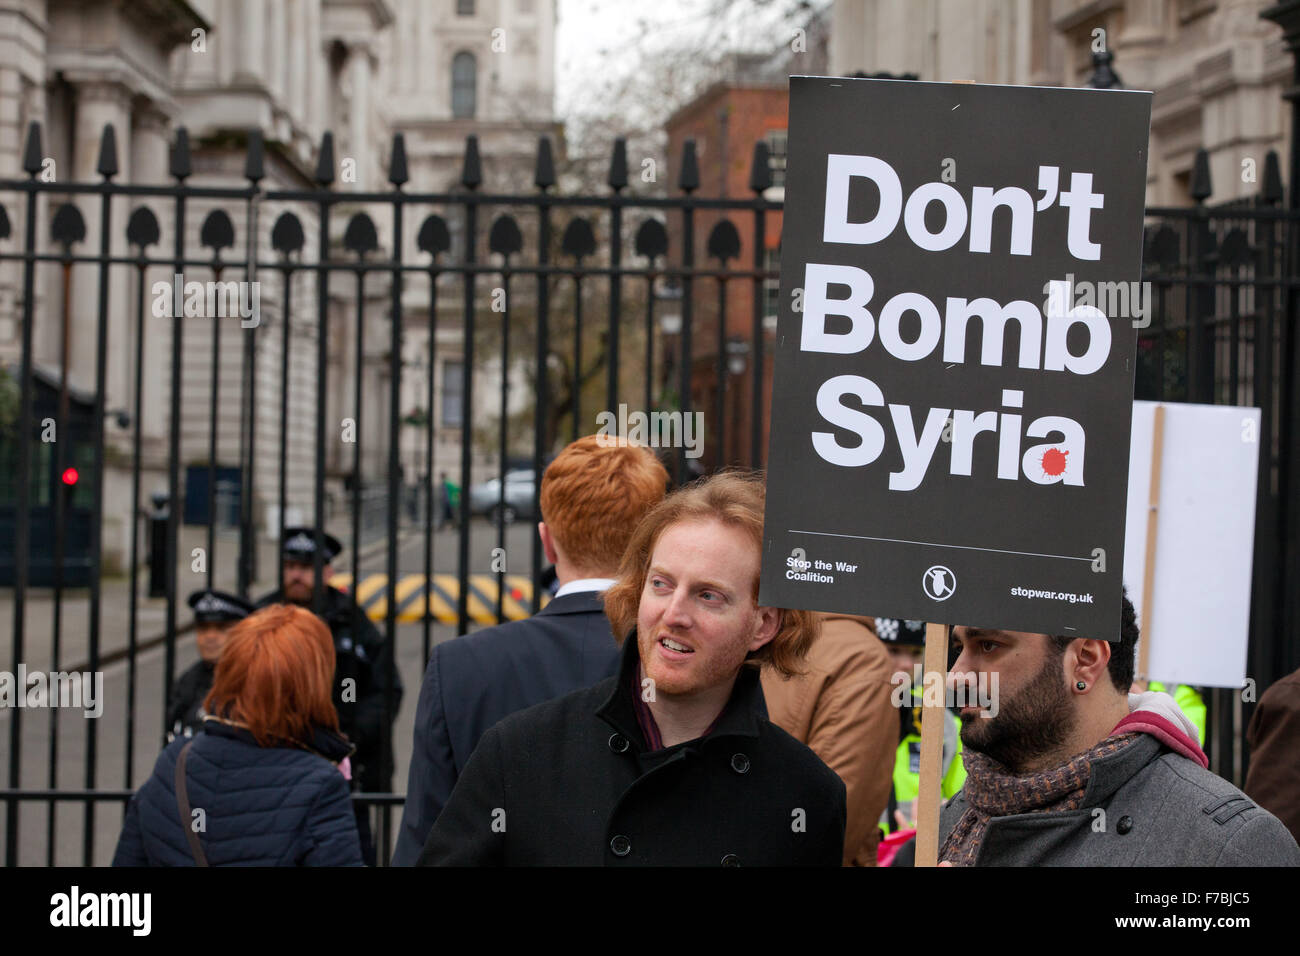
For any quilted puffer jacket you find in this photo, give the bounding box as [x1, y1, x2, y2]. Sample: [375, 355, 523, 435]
[112, 720, 364, 866]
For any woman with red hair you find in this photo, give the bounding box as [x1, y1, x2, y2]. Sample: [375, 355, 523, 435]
[113, 604, 363, 866]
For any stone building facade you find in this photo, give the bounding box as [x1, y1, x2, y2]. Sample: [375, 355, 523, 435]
[0, 0, 558, 573]
[829, 0, 1293, 206]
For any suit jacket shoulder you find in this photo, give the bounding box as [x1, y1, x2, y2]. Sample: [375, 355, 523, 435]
[435, 593, 620, 716]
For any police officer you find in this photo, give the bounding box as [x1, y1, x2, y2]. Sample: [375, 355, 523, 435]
[166, 589, 253, 743]
[874, 618, 967, 839]
[256, 527, 403, 864]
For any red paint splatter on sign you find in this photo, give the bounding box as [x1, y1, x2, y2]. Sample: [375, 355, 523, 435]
[1040, 447, 1069, 477]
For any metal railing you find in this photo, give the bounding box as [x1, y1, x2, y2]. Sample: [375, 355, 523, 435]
[0, 121, 782, 864]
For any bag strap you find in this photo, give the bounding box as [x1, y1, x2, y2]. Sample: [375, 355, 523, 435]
[174, 739, 209, 867]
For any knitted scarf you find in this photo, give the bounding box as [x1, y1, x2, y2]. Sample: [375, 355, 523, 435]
[939, 731, 1141, 866]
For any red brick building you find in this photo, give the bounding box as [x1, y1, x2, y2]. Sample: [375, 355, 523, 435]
[664, 79, 788, 469]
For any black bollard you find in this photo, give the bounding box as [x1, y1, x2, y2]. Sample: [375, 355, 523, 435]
[147, 490, 170, 597]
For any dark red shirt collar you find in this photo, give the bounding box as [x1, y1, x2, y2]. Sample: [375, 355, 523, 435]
[630, 660, 727, 753]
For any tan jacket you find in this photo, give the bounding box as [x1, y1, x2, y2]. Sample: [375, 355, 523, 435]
[760, 613, 896, 866]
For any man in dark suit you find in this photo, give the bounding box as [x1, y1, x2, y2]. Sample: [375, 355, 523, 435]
[391, 435, 669, 865]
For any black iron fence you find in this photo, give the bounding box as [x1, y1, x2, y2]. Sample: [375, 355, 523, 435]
[1, 118, 1298, 865]
[1138, 150, 1300, 783]
[0, 121, 781, 865]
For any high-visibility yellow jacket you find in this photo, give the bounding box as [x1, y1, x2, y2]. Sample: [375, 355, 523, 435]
[1148, 681, 1207, 747]
[882, 686, 967, 833]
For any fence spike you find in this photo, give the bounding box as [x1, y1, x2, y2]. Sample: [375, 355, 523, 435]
[170, 127, 192, 181]
[22, 121, 43, 175]
[534, 136, 555, 190]
[388, 132, 409, 187]
[707, 219, 742, 261]
[1262, 150, 1284, 204]
[200, 209, 236, 251]
[608, 137, 628, 191]
[561, 217, 597, 259]
[343, 212, 379, 256]
[461, 134, 482, 189]
[634, 218, 669, 260]
[1190, 148, 1212, 203]
[126, 206, 161, 249]
[271, 211, 306, 256]
[315, 131, 335, 186]
[51, 203, 87, 247]
[245, 128, 265, 183]
[96, 124, 118, 179]
[489, 214, 524, 256]
[678, 139, 699, 193]
[417, 214, 451, 257]
[749, 139, 772, 193]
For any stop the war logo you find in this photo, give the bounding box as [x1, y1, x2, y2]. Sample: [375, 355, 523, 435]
[759, 77, 1151, 639]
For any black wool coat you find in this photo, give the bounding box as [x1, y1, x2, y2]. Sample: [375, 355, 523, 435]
[418, 632, 846, 866]
[166, 659, 215, 743]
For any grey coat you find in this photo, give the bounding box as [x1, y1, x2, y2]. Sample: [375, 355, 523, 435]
[939, 735, 1300, 866]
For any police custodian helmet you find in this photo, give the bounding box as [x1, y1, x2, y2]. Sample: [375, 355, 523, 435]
[280, 526, 343, 563]
[186, 589, 253, 625]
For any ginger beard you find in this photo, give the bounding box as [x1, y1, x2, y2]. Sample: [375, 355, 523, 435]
[282, 560, 329, 604]
[634, 519, 776, 699]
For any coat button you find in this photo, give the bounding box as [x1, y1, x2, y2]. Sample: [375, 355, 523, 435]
[730, 753, 750, 774]
[721, 853, 740, 867]
[1117, 816, 1134, 835]
[608, 733, 630, 754]
[609, 834, 631, 857]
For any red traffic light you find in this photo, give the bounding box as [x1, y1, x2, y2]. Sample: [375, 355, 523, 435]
[61, 466, 79, 486]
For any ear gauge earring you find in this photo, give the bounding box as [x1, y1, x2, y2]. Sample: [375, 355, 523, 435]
[1075, 681, 1087, 691]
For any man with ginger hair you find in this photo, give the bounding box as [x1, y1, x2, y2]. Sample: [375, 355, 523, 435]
[418, 471, 845, 866]
[392, 434, 668, 865]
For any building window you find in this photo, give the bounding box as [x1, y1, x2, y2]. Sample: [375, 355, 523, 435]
[441, 360, 464, 428]
[452, 52, 476, 118]
[766, 129, 787, 188]
[457, 0, 475, 15]
[763, 247, 781, 319]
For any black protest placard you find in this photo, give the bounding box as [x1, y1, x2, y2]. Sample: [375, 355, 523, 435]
[759, 77, 1151, 640]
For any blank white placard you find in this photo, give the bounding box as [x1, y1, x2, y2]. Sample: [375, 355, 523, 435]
[1122, 401, 1261, 688]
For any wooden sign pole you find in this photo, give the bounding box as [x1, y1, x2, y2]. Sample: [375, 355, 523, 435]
[914, 620, 950, 867]
[1138, 404, 1166, 681]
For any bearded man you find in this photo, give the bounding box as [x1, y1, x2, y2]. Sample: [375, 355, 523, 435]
[939, 594, 1299, 866]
